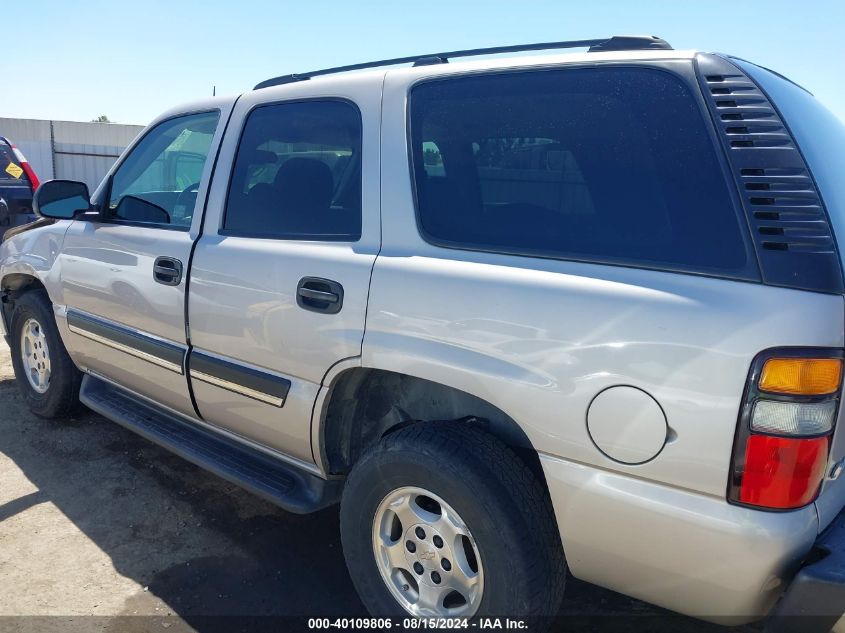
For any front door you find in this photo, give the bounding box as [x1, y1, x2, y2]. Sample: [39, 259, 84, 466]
[59, 108, 226, 417]
[187, 80, 382, 464]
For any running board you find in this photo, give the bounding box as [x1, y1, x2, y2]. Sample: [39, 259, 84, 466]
[80, 375, 341, 513]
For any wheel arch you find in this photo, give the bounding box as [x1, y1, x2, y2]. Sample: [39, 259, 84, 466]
[0, 272, 48, 334]
[317, 367, 546, 483]
[2, 272, 47, 293]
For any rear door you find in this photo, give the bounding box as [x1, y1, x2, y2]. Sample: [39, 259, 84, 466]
[187, 76, 381, 464]
[59, 105, 230, 417]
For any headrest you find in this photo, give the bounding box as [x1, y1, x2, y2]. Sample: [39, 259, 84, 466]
[273, 158, 333, 210]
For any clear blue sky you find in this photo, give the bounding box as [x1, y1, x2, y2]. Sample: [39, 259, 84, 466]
[5, 0, 845, 125]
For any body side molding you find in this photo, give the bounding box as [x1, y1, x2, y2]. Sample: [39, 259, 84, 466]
[66, 309, 185, 374]
[189, 349, 292, 407]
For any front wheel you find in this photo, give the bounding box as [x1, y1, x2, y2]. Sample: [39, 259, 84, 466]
[340, 423, 566, 619]
[9, 290, 81, 418]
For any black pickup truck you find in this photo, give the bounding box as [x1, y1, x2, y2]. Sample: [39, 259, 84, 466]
[0, 136, 39, 228]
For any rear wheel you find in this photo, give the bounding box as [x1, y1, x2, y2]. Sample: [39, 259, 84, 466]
[340, 422, 566, 619]
[9, 291, 81, 418]
[371, 485, 485, 616]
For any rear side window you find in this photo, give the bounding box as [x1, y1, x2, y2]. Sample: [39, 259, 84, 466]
[410, 67, 751, 275]
[224, 100, 362, 241]
[736, 59, 845, 260]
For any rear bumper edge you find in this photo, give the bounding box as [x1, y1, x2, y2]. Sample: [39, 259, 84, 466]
[767, 507, 845, 633]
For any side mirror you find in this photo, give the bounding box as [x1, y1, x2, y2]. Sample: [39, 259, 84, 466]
[32, 180, 92, 219]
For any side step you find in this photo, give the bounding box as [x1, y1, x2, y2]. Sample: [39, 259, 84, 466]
[80, 375, 341, 513]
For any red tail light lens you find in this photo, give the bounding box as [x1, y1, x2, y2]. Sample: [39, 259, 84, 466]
[11, 145, 39, 191]
[20, 162, 39, 191]
[738, 435, 830, 509]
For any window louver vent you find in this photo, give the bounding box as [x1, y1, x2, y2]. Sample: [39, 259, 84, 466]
[696, 54, 843, 294]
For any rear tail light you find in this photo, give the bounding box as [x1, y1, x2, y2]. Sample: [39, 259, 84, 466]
[729, 351, 842, 511]
[10, 144, 40, 191]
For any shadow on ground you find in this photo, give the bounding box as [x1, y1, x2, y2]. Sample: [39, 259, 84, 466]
[0, 375, 760, 633]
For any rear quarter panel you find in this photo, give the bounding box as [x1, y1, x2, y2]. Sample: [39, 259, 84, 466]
[365, 251, 844, 498]
[369, 62, 845, 501]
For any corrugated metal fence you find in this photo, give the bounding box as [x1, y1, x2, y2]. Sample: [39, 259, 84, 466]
[0, 118, 144, 192]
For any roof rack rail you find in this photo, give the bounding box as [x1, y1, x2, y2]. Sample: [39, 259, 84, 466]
[253, 35, 672, 90]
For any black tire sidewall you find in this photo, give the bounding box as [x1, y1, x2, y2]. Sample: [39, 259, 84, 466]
[9, 291, 80, 418]
[341, 429, 558, 618]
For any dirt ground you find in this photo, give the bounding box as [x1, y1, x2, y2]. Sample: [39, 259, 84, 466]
[0, 339, 759, 633]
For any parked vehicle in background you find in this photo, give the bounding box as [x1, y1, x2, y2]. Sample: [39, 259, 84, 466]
[2, 35, 845, 630]
[0, 137, 39, 228]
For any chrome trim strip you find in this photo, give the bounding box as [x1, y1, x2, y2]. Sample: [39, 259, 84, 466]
[189, 369, 286, 407]
[68, 323, 184, 374]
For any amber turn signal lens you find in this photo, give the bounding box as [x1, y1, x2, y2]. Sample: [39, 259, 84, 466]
[759, 358, 842, 395]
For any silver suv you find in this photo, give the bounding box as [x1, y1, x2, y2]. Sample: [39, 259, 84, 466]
[2, 35, 844, 628]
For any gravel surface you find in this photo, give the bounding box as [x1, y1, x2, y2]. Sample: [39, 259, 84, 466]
[0, 339, 758, 633]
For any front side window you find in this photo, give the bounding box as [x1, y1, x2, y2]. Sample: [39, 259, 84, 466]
[223, 100, 362, 241]
[108, 111, 219, 229]
[410, 67, 752, 276]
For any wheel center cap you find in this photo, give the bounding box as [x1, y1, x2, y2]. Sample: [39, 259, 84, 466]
[404, 524, 447, 583]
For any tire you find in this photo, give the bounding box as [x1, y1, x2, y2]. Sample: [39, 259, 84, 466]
[340, 422, 566, 619]
[9, 290, 82, 418]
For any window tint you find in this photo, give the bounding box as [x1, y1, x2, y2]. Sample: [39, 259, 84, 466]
[108, 111, 219, 229]
[410, 67, 750, 275]
[224, 100, 362, 241]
